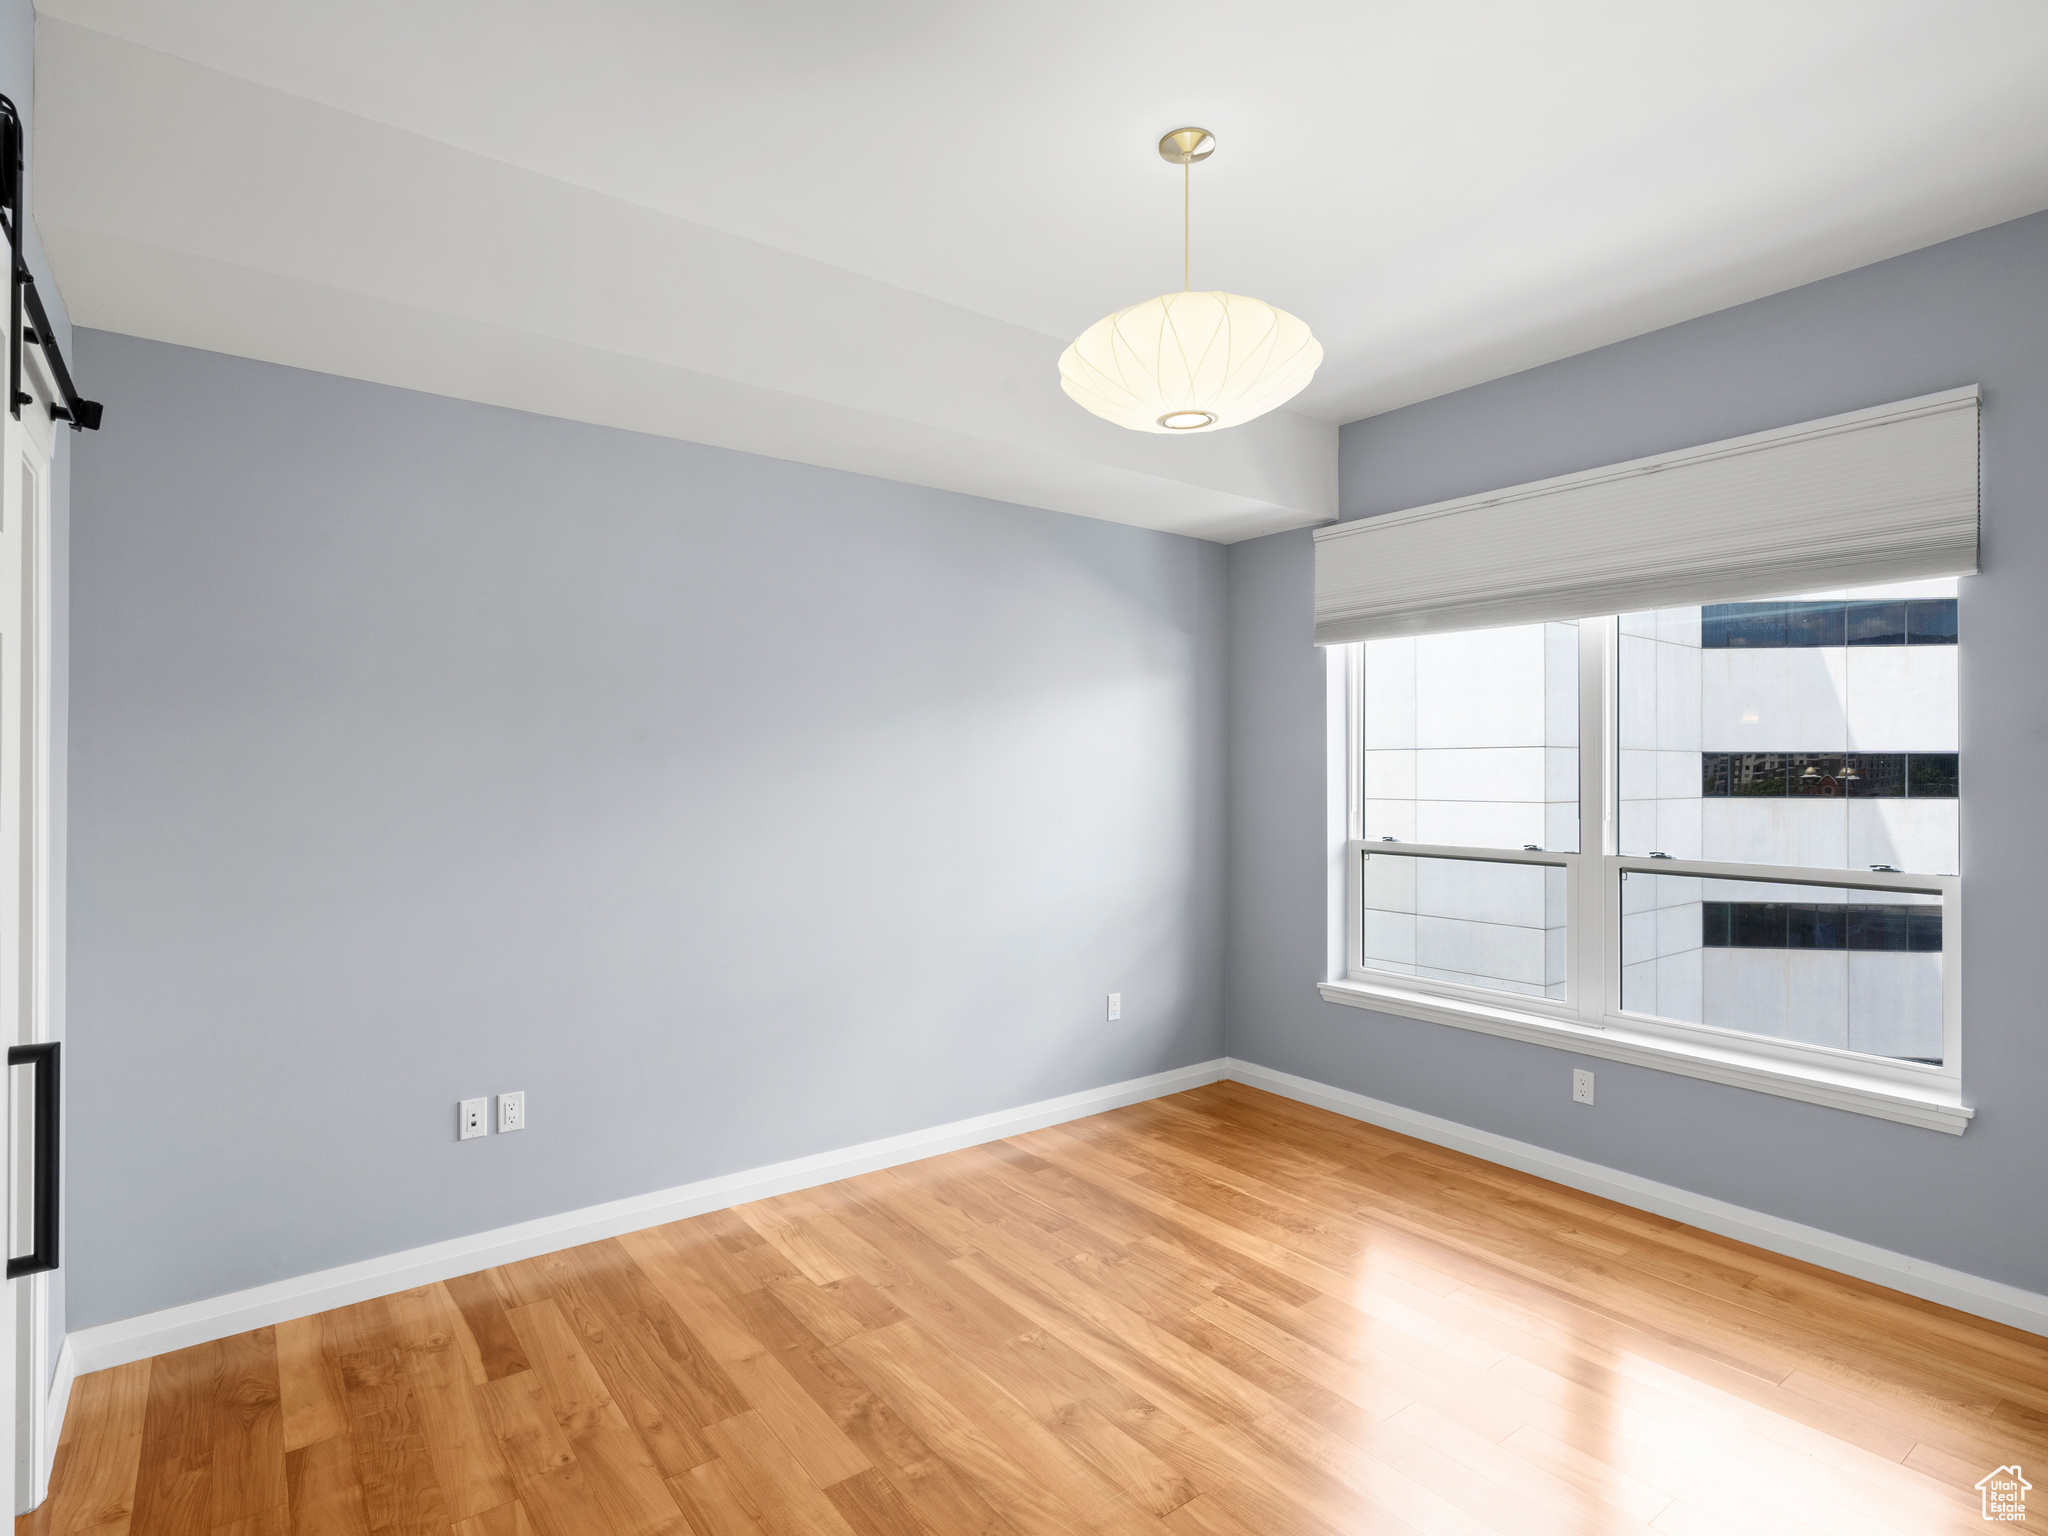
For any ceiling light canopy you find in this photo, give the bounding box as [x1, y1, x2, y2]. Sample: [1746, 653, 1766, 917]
[1059, 129, 1322, 435]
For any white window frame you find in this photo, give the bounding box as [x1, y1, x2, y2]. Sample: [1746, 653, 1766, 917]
[1319, 617, 1970, 1134]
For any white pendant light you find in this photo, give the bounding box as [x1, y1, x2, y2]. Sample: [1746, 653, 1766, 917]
[1059, 129, 1322, 434]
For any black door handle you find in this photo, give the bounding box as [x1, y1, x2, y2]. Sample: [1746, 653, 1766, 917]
[7, 1041, 57, 1278]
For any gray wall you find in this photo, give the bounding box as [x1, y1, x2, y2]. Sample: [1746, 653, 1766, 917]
[3, 0, 74, 1387]
[1226, 208, 2048, 1294]
[66, 331, 1227, 1329]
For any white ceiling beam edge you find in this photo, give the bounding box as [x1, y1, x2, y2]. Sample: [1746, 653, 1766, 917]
[35, 20, 1335, 543]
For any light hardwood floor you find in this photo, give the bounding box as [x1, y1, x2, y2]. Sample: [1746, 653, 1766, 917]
[20, 1081, 2048, 1536]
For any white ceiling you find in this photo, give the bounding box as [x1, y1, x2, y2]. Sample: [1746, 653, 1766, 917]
[32, 1, 2048, 540]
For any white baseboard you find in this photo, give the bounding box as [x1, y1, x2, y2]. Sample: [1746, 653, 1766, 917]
[1224, 1056, 2048, 1338]
[55, 1049, 2046, 1425]
[35, 1334, 74, 1505]
[64, 1058, 1230, 1378]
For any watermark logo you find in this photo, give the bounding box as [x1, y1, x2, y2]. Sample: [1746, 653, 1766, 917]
[1979, 1465, 2030, 1522]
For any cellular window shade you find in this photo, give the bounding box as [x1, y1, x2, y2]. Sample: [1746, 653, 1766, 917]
[1313, 386, 1980, 645]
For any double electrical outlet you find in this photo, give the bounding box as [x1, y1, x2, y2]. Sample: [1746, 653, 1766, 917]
[459, 1091, 525, 1141]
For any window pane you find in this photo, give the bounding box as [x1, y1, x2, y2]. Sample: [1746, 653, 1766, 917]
[1619, 578, 1958, 873]
[1786, 602, 1845, 647]
[1846, 601, 1908, 646]
[1906, 599, 1958, 644]
[1701, 602, 1784, 648]
[1360, 851, 1567, 1000]
[1844, 753, 1906, 796]
[1908, 753, 1958, 797]
[1622, 871, 1943, 1065]
[1361, 622, 1578, 852]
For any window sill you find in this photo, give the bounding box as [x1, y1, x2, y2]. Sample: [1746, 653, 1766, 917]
[1315, 978, 1974, 1135]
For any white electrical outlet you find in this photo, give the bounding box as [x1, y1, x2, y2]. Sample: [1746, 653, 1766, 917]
[498, 1090, 526, 1133]
[459, 1097, 489, 1140]
[1572, 1069, 1595, 1105]
[1107, 992, 1121, 1021]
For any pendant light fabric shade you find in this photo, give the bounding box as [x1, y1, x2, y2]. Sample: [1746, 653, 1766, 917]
[1059, 290, 1323, 434]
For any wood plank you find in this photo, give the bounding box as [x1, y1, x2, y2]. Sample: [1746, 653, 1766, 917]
[665, 1459, 765, 1536]
[657, 1209, 803, 1300]
[276, 1320, 348, 1456]
[502, 1300, 689, 1536]
[1043, 1402, 1195, 1518]
[1367, 1400, 1662, 1536]
[128, 1343, 223, 1536]
[334, 1346, 448, 1536]
[544, 1270, 721, 1477]
[207, 1508, 287, 1536]
[615, 1228, 871, 1489]
[1104, 1393, 1406, 1536]
[476, 1369, 611, 1536]
[281, 1438, 369, 1536]
[819, 1468, 929, 1536]
[758, 1280, 891, 1350]
[486, 1261, 557, 1313]
[733, 1199, 854, 1287]
[441, 1275, 530, 1384]
[618, 1303, 756, 1435]
[1157, 1495, 1264, 1536]
[36, 1361, 151, 1536]
[447, 1505, 532, 1536]
[1498, 1423, 1673, 1525]
[541, 1239, 753, 1438]
[1019, 1125, 1456, 1303]
[316, 1300, 399, 1363]
[385, 1287, 516, 1522]
[833, 1321, 1166, 1536]
[701, 1410, 861, 1535]
[768, 1329, 1022, 1536]
[740, 1276, 1190, 1527]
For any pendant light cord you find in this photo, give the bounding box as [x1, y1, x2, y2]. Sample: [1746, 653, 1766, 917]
[1183, 160, 1190, 292]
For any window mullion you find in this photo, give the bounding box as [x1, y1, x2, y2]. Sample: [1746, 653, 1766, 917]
[1573, 618, 1616, 1024]
[1345, 643, 1363, 844]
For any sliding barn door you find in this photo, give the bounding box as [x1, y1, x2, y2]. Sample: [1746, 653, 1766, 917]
[1, 326, 57, 1514]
